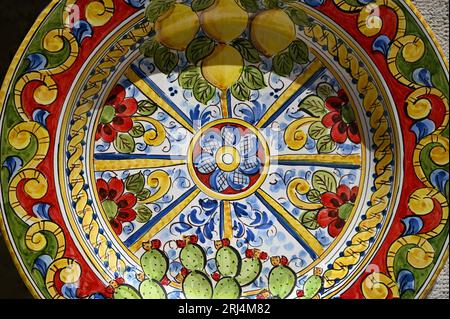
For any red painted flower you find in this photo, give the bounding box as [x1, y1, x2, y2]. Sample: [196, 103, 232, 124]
[317, 184, 358, 238]
[321, 89, 361, 144]
[96, 177, 137, 235]
[95, 85, 138, 143]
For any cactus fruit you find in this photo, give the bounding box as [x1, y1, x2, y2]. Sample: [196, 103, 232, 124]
[183, 270, 213, 299]
[140, 248, 169, 281]
[139, 279, 167, 299]
[235, 257, 262, 287]
[302, 275, 323, 299]
[180, 243, 206, 271]
[215, 246, 240, 277]
[268, 266, 296, 299]
[113, 284, 142, 299]
[213, 277, 241, 299]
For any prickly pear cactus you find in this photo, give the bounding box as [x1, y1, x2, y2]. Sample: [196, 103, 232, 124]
[213, 277, 241, 299]
[302, 275, 323, 299]
[180, 243, 206, 271]
[268, 266, 296, 299]
[113, 284, 142, 299]
[235, 257, 262, 287]
[183, 270, 213, 299]
[139, 279, 167, 299]
[215, 246, 240, 277]
[140, 248, 169, 281]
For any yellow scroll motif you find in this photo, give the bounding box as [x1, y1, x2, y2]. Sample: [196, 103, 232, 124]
[7, 121, 68, 298]
[85, 0, 115, 27]
[284, 117, 320, 150]
[133, 116, 167, 146]
[333, 0, 406, 39]
[8, 122, 49, 225]
[14, 29, 79, 121]
[287, 178, 323, 211]
[25, 221, 66, 259]
[139, 170, 171, 204]
[362, 273, 400, 299]
[362, 188, 448, 299]
[45, 258, 82, 299]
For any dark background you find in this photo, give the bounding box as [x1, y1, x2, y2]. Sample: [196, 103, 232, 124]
[0, 0, 51, 299]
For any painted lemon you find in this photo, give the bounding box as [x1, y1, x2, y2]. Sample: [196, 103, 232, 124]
[155, 4, 200, 51]
[201, 44, 243, 90]
[250, 9, 296, 57]
[200, 0, 249, 43]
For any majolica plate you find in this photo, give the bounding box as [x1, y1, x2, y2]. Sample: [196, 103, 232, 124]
[0, 0, 448, 299]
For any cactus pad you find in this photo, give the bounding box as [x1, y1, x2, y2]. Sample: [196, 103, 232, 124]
[113, 284, 141, 299]
[303, 275, 322, 299]
[213, 277, 241, 299]
[215, 246, 240, 277]
[140, 248, 169, 281]
[183, 270, 213, 299]
[180, 243, 206, 271]
[268, 266, 296, 299]
[235, 258, 262, 287]
[139, 279, 167, 299]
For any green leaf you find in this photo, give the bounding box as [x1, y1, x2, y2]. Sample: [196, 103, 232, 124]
[145, 0, 176, 23]
[262, 0, 280, 9]
[193, 78, 216, 104]
[99, 105, 115, 124]
[231, 81, 251, 101]
[312, 170, 337, 194]
[316, 135, 336, 154]
[231, 38, 261, 63]
[308, 121, 328, 140]
[299, 95, 327, 117]
[285, 7, 311, 27]
[114, 133, 135, 154]
[341, 105, 355, 123]
[139, 38, 160, 58]
[102, 200, 118, 220]
[289, 39, 309, 64]
[154, 47, 178, 74]
[138, 100, 158, 116]
[179, 66, 201, 89]
[129, 122, 145, 138]
[338, 203, 354, 221]
[126, 172, 145, 193]
[242, 66, 266, 90]
[136, 189, 151, 201]
[300, 210, 319, 230]
[192, 0, 215, 11]
[306, 189, 322, 203]
[272, 52, 293, 76]
[237, 0, 260, 12]
[316, 82, 336, 100]
[136, 205, 153, 223]
[186, 37, 215, 65]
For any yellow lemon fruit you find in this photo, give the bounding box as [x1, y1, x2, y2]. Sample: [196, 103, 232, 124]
[200, 0, 249, 43]
[201, 44, 244, 90]
[155, 4, 200, 51]
[251, 9, 296, 57]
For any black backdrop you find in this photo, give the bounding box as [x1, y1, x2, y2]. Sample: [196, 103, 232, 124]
[0, 0, 51, 299]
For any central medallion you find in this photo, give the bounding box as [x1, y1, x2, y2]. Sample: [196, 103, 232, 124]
[188, 118, 269, 200]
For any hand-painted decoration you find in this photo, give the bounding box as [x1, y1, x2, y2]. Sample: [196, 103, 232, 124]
[0, 0, 447, 299]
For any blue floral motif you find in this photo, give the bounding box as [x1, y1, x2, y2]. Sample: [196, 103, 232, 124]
[193, 126, 262, 192]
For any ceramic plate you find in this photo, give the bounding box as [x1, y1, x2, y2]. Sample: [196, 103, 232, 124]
[0, 0, 448, 299]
